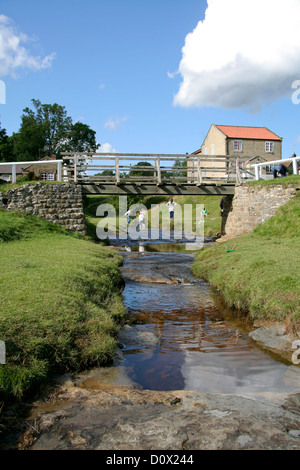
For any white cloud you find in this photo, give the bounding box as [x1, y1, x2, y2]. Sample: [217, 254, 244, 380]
[0, 15, 55, 77]
[104, 115, 129, 131]
[167, 70, 177, 79]
[173, 0, 300, 112]
[98, 142, 117, 153]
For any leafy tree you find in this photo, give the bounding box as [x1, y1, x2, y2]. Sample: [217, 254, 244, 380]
[13, 99, 73, 160]
[0, 125, 14, 162]
[63, 121, 99, 153]
[129, 161, 154, 177]
[2, 100, 100, 164]
[172, 158, 187, 177]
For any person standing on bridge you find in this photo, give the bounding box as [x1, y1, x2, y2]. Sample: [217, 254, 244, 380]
[166, 198, 177, 220]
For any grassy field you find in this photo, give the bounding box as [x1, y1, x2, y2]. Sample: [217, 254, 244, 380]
[0, 210, 126, 401]
[192, 188, 300, 330]
[83, 193, 224, 240]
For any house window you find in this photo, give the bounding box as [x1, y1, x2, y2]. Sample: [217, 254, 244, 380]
[265, 141, 274, 152]
[41, 172, 55, 181]
[234, 140, 243, 151]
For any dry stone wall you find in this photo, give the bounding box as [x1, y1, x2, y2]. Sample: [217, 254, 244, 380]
[224, 183, 299, 238]
[0, 183, 86, 235]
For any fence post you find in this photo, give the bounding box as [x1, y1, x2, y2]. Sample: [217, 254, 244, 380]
[254, 164, 260, 180]
[197, 156, 202, 185]
[73, 157, 78, 183]
[293, 157, 298, 175]
[57, 161, 62, 181]
[115, 156, 120, 184]
[12, 164, 16, 183]
[157, 156, 162, 185]
[236, 157, 242, 184]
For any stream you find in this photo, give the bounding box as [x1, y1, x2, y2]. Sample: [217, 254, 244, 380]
[111, 238, 300, 401]
[10, 235, 300, 450]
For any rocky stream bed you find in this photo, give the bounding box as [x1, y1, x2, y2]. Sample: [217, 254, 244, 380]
[2, 241, 300, 451]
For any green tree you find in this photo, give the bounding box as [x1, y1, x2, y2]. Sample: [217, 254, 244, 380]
[0, 125, 14, 162]
[172, 158, 187, 177]
[13, 99, 73, 161]
[63, 121, 99, 153]
[129, 161, 154, 177]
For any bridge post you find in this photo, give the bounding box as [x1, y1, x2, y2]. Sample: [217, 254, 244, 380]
[74, 156, 78, 183]
[236, 157, 242, 185]
[115, 156, 120, 184]
[157, 156, 162, 185]
[197, 156, 202, 185]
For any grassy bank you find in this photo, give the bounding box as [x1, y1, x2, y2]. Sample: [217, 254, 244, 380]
[0, 210, 126, 401]
[192, 189, 300, 330]
[83, 193, 223, 240]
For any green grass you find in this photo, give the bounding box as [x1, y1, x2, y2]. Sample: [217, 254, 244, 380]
[0, 210, 126, 401]
[192, 191, 300, 330]
[83, 194, 224, 240]
[246, 174, 300, 188]
[0, 179, 60, 194]
[0, 209, 79, 242]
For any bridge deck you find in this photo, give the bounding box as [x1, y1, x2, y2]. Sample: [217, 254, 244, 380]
[81, 182, 236, 196]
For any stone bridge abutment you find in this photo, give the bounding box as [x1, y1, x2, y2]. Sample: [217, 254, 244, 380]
[221, 183, 299, 239]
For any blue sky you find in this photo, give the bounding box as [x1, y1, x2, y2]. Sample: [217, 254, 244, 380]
[1, 0, 300, 158]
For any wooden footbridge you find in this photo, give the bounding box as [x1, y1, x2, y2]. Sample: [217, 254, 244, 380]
[61, 152, 255, 196]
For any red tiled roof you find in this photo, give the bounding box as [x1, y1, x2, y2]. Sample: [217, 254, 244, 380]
[216, 125, 282, 141]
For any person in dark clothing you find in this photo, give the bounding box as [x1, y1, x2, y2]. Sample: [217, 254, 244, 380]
[273, 164, 288, 178]
[220, 195, 226, 212]
[278, 164, 288, 177]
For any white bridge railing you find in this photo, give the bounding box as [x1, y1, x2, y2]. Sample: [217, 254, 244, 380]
[61, 152, 255, 185]
[252, 156, 300, 180]
[4, 154, 297, 185]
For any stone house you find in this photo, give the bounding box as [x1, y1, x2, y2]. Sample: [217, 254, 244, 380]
[24, 155, 58, 181]
[0, 163, 30, 182]
[187, 125, 282, 182]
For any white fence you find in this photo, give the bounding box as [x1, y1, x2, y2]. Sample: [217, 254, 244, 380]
[252, 156, 300, 180]
[0, 160, 63, 183]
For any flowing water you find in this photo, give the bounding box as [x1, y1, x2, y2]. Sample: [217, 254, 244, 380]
[6, 236, 300, 450]
[111, 238, 300, 401]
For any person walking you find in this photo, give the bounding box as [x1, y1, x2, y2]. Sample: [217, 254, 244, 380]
[166, 198, 177, 220]
[138, 209, 146, 230]
[125, 208, 133, 225]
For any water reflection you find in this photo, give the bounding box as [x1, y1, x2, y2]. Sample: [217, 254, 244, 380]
[119, 248, 300, 400]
